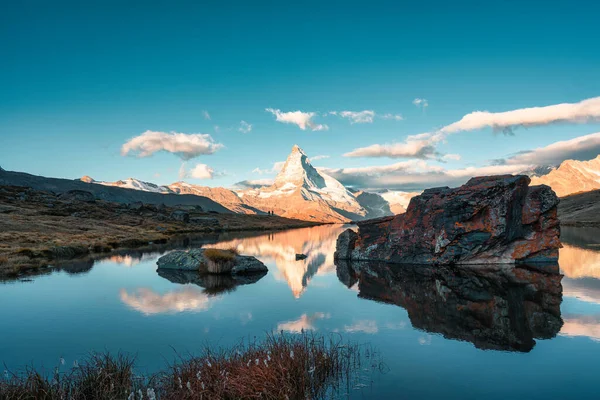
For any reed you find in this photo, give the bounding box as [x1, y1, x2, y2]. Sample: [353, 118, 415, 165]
[0, 332, 380, 399]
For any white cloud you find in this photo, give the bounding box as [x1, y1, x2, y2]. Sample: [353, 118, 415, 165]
[329, 110, 403, 123]
[345, 97, 600, 163]
[413, 98, 429, 109]
[344, 132, 444, 160]
[121, 130, 223, 160]
[492, 131, 600, 166]
[252, 160, 285, 175]
[202, 110, 211, 120]
[331, 130, 600, 190]
[238, 120, 252, 133]
[321, 159, 529, 191]
[311, 155, 330, 161]
[179, 162, 218, 180]
[381, 113, 404, 121]
[339, 110, 376, 124]
[233, 179, 274, 189]
[189, 163, 215, 179]
[442, 153, 462, 161]
[440, 96, 600, 135]
[265, 108, 329, 131]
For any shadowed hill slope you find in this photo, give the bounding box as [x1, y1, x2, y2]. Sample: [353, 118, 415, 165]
[558, 189, 600, 227]
[0, 168, 231, 213]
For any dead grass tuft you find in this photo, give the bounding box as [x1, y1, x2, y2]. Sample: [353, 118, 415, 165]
[0, 333, 378, 399]
[203, 248, 237, 263]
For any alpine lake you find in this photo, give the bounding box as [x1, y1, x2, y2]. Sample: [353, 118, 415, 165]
[1, 225, 599, 399]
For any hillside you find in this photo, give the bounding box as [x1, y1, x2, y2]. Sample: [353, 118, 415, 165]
[77, 145, 395, 223]
[558, 189, 600, 227]
[0, 168, 230, 213]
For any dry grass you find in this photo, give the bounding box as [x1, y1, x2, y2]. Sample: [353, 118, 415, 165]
[0, 185, 319, 279]
[202, 248, 238, 274]
[0, 353, 138, 400]
[0, 333, 379, 399]
[203, 248, 238, 262]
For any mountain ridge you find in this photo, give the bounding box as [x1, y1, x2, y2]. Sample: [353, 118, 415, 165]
[531, 155, 600, 197]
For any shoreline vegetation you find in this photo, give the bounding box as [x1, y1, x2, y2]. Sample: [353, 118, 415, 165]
[0, 333, 380, 400]
[0, 185, 322, 279]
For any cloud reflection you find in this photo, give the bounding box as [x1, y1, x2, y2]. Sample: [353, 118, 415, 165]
[344, 320, 379, 334]
[120, 286, 217, 315]
[561, 315, 600, 342]
[277, 312, 331, 333]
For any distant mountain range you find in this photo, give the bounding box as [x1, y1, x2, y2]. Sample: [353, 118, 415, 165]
[3, 147, 598, 224]
[76, 149, 600, 222]
[79, 145, 416, 223]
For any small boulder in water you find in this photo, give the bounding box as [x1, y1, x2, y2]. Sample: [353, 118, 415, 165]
[157, 248, 267, 275]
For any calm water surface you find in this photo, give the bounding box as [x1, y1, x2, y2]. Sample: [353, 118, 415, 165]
[1, 225, 600, 399]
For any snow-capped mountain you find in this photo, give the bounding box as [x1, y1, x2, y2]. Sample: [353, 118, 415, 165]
[81, 176, 174, 194]
[531, 155, 600, 197]
[237, 145, 389, 222]
[79, 145, 401, 222]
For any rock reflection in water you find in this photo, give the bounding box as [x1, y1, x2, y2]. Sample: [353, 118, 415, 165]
[121, 270, 266, 315]
[157, 269, 267, 295]
[336, 260, 563, 352]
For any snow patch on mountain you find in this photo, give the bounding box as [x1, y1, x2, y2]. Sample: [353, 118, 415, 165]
[80, 177, 174, 194]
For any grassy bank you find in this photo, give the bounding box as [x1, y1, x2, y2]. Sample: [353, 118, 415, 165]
[0, 333, 379, 400]
[0, 185, 321, 278]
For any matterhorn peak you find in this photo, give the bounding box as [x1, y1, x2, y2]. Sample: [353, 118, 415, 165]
[275, 145, 325, 188]
[290, 144, 305, 155]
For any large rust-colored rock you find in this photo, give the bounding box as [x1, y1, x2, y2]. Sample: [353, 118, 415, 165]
[335, 175, 561, 265]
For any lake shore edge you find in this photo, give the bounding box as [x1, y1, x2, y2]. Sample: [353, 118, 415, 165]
[0, 185, 324, 279]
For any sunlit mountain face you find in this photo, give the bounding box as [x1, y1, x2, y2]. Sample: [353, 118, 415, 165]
[207, 224, 350, 298]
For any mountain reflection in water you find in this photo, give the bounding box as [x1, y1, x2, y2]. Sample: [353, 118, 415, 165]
[336, 260, 563, 352]
[206, 224, 349, 297]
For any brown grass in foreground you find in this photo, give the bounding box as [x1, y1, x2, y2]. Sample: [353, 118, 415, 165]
[0, 333, 381, 400]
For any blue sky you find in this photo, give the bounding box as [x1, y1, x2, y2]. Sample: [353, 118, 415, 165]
[2, 0, 600, 190]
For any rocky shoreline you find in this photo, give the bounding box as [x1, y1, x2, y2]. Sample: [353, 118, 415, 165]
[0, 185, 321, 278]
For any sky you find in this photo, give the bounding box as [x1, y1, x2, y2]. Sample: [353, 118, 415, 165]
[2, 0, 600, 191]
